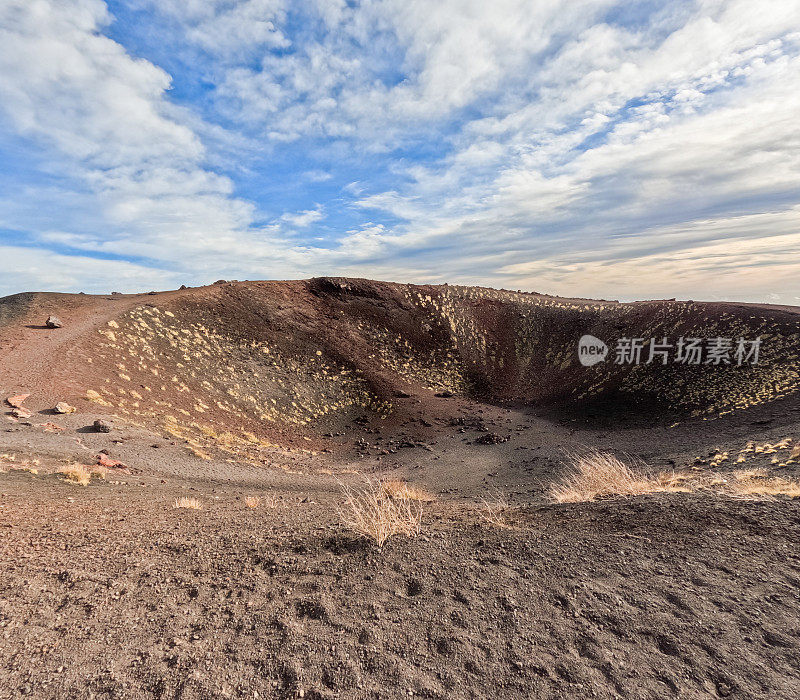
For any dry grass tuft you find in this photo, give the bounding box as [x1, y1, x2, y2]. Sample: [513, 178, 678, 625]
[244, 495, 261, 509]
[337, 479, 423, 547]
[380, 479, 436, 503]
[174, 496, 202, 510]
[551, 450, 800, 503]
[58, 464, 91, 486]
[733, 468, 770, 481]
[550, 450, 663, 503]
[728, 471, 800, 499]
[90, 466, 108, 480]
[480, 492, 515, 529]
[655, 471, 694, 493]
[1, 453, 41, 475]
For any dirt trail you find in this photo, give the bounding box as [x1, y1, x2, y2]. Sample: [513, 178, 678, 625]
[0, 293, 154, 404]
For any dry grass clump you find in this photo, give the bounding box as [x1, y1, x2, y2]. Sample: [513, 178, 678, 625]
[58, 464, 92, 486]
[338, 479, 423, 547]
[550, 451, 662, 503]
[380, 479, 436, 503]
[174, 496, 202, 510]
[244, 496, 261, 509]
[727, 470, 800, 499]
[1, 453, 41, 475]
[480, 492, 515, 529]
[551, 450, 800, 503]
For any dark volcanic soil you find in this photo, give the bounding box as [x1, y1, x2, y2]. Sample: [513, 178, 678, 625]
[2, 279, 800, 699]
[2, 479, 800, 700]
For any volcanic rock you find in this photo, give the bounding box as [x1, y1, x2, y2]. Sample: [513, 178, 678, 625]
[93, 419, 112, 433]
[475, 433, 509, 445]
[97, 453, 127, 469]
[6, 394, 29, 408]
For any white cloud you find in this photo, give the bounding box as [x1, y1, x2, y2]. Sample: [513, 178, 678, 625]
[280, 206, 325, 228]
[138, 0, 288, 58]
[0, 0, 799, 302]
[0, 244, 180, 295]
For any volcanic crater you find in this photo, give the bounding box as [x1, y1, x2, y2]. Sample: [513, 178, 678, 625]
[2, 279, 800, 699]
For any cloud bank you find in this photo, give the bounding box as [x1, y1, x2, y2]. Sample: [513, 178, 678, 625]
[0, 0, 798, 301]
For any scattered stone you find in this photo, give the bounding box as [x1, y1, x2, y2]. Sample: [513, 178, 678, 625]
[6, 393, 30, 408]
[214, 279, 228, 285]
[111, 291, 122, 295]
[54, 402, 76, 414]
[11, 407, 32, 419]
[434, 390, 454, 398]
[93, 419, 112, 433]
[97, 453, 127, 469]
[45, 315, 62, 328]
[475, 433, 509, 445]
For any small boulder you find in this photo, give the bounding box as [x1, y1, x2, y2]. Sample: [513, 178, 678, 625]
[54, 402, 76, 414]
[45, 315, 63, 328]
[475, 433, 509, 445]
[11, 407, 32, 419]
[6, 393, 29, 408]
[97, 453, 127, 469]
[93, 419, 112, 433]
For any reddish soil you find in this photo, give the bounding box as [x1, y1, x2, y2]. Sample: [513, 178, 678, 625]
[2, 279, 800, 699]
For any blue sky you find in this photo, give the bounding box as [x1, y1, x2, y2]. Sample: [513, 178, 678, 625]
[0, 0, 799, 301]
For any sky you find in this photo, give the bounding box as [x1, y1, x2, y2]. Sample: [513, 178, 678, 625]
[0, 0, 799, 301]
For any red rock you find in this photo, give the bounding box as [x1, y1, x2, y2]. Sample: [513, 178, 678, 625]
[97, 453, 128, 469]
[6, 394, 29, 408]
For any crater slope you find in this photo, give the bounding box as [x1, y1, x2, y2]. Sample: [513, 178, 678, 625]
[2, 278, 799, 463]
